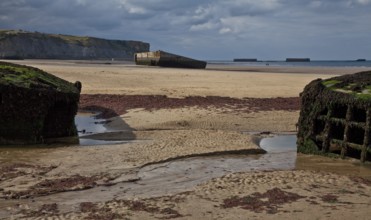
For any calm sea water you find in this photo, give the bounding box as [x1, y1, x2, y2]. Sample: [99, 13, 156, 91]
[208, 60, 371, 68]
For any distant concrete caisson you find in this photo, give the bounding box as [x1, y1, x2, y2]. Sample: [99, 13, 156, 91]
[233, 58, 258, 62]
[134, 50, 207, 69]
[286, 58, 310, 62]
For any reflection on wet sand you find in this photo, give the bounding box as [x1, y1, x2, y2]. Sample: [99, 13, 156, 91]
[296, 154, 371, 181]
[75, 112, 143, 143]
[260, 134, 371, 180]
[0, 112, 133, 164]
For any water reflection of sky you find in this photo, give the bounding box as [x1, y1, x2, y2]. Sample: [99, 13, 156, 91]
[259, 135, 297, 153]
[75, 113, 128, 146]
[75, 113, 108, 136]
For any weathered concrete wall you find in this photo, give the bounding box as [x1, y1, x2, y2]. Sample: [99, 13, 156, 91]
[0, 62, 81, 144]
[297, 71, 371, 162]
[135, 50, 207, 69]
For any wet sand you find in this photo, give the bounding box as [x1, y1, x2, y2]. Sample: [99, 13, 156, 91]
[1, 60, 371, 219]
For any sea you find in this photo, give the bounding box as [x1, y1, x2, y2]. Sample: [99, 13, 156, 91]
[207, 60, 371, 68]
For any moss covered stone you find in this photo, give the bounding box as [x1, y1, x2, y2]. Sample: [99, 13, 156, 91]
[297, 71, 371, 162]
[0, 62, 81, 144]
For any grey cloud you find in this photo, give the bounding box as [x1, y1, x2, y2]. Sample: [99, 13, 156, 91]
[227, 0, 282, 17]
[0, 0, 370, 60]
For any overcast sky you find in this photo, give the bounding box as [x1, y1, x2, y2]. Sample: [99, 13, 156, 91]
[0, 0, 370, 60]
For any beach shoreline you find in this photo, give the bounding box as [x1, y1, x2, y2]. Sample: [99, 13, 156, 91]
[2, 59, 361, 99]
[1, 60, 371, 219]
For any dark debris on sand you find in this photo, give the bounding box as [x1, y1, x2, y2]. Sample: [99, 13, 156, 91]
[3, 174, 99, 199]
[0, 163, 57, 182]
[222, 187, 306, 214]
[79, 199, 183, 220]
[79, 94, 300, 119]
[20, 203, 59, 218]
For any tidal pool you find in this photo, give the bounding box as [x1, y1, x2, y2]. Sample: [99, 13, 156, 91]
[0, 113, 130, 163]
[259, 134, 297, 153]
[75, 112, 140, 146]
[75, 112, 109, 136]
[75, 113, 128, 146]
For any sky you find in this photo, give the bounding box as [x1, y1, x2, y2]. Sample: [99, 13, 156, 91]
[0, 0, 370, 60]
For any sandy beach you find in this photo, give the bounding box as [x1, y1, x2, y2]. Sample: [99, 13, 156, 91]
[1, 60, 371, 219]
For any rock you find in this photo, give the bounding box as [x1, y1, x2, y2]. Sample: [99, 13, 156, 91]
[0, 30, 149, 60]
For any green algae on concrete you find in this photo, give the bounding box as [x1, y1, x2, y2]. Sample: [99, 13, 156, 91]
[0, 62, 79, 93]
[297, 71, 371, 162]
[0, 61, 81, 145]
[321, 73, 371, 99]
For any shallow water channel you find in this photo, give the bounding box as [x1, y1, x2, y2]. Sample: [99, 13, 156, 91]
[76, 114, 371, 183]
[73, 115, 299, 197]
[1, 114, 371, 216]
[136, 135, 297, 195]
[0, 134, 301, 215]
[73, 114, 299, 197]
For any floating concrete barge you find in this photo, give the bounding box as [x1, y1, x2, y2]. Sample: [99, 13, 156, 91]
[286, 58, 310, 62]
[297, 71, 371, 162]
[134, 50, 207, 69]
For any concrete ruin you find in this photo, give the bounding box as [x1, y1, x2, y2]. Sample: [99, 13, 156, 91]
[134, 50, 207, 69]
[0, 61, 81, 144]
[297, 71, 371, 162]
